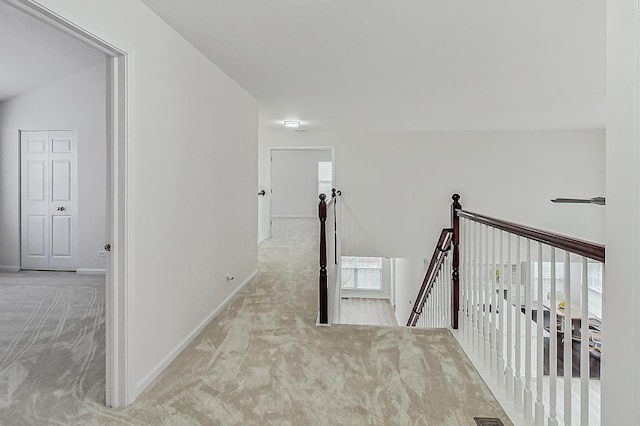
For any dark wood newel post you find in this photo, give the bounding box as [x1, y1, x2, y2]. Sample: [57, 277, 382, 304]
[451, 193, 462, 329]
[319, 194, 328, 324]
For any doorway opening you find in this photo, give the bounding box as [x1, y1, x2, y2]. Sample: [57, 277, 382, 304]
[267, 146, 335, 239]
[0, 0, 129, 408]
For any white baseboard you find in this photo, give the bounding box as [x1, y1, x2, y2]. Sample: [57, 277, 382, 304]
[0, 266, 21, 272]
[76, 268, 106, 275]
[316, 313, 331, 327]
[450, 328, 522, 426]
[272, 215, 316, 219]
[134, 269, 260, 397]
[340, 291, 388, 300]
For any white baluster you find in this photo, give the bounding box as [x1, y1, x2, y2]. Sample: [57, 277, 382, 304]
[514, 236, 523, 409]
[479, 223, 485, 352]
[444, 258, 449, 326]
[438, 265, 442, 325]
[490, 227, 497, 375]
[447, 256, 452, 327]
[497, 230, 505, 388]
[438, 264, 442, 327]
[580, 257, 589, 426]
[427, 278, 432, 328]
[505, 233, 514, 397]
[524, 239, 533, 420]
[563, 250, 572, 426]
[423, 297, 427, 328]
[484, 225, 490, 365]
[473, 221, 480, 346]
[428, 282, 432, 328]
[462, 220, 469, 334]
[535, 243, 545, 425]
[441, 257, 445, 327]
[443, 259, 447, 326]
[433, 267, 438, 327]
[436, 264, 440, 327]
[467, 219, 473, 337]
[549, 249, 558, 426]
[446, 257, 450, 326]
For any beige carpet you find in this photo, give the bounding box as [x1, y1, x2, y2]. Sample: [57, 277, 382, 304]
[338, 298, 399, 327]
[0, 271, 105, 424]
[1, 219, 512, 425]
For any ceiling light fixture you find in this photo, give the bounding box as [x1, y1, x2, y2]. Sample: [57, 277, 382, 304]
[283, 120, 301, 128]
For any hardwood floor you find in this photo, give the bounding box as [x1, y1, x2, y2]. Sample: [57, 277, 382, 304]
[337, 298, 398, 327]
[529, 309, 601, 378]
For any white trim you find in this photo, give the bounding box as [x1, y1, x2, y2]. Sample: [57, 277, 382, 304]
[2, 0, 132, 408]
[316, 313, 331, 327]
[76, 268, 106, 275]
[134, 270, 260, 396]
[606, 1, 640, 423]
[272, 215, 317, 219]
[340, 290, 387, 299]
[0, 266, 21, 272]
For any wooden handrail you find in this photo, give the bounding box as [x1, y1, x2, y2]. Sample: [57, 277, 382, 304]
[406, 228, 453, 326]
[457, 209, 605, 262]
[408, 194, 604, 329]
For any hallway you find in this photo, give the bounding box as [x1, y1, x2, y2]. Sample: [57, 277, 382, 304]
[2, 219, 510, 424]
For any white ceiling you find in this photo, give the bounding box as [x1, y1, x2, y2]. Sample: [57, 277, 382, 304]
[140, 0, 605, 132]
[0, 2, 105, 102]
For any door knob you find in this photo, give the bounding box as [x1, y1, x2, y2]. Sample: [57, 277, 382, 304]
[56, 206, 65, 211]
[258, 190, 266, 196]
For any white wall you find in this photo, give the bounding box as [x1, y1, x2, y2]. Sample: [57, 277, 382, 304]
[35, 0, 259, 401]
[604, 1, 640, 423]
[261, 129, 605, 330]
[393, 257, 425, 326]
[0, 63, 106, 271]
[260, 129, 605, 261]
[271, 149, 332, 217]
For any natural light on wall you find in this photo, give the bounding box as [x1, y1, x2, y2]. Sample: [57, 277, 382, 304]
[318, 161, 332, 196]
[531, 261, 603, 319]
[341, 257, 383, 290]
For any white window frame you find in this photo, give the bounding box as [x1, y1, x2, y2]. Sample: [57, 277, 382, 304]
[341, 256, 383, 291]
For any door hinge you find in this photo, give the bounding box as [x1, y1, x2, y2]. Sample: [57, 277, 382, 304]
[104, 243, 112, 252]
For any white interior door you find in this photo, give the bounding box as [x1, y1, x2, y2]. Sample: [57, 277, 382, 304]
[21, 130, 78, 270]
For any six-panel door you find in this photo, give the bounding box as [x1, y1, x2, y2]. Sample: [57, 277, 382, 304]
[21, 130, 78, 271]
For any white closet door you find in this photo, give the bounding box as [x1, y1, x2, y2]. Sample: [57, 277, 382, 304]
[21, 130, 78, 270]
[21, 131, 50, 270]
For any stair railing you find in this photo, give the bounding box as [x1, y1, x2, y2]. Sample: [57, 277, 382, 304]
[318, 188, 341, 325]
[411, 194, 605, 426]
[406, 228, 453, 327]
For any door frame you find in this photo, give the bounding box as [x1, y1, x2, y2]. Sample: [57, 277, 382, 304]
[267, 145, 335, 239]
[3, 0, 132, 407]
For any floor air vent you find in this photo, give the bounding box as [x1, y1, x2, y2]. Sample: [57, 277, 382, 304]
[473, 417, 504, 426]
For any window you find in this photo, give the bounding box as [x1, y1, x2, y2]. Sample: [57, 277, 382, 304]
[341, 256, 383, 290]
[587, 261, 603, 319]
[318, 161, 332, 196]
[531, 261, 603, 319]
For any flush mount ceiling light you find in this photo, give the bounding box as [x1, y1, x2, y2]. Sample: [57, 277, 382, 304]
[283, 120, 301, 128]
